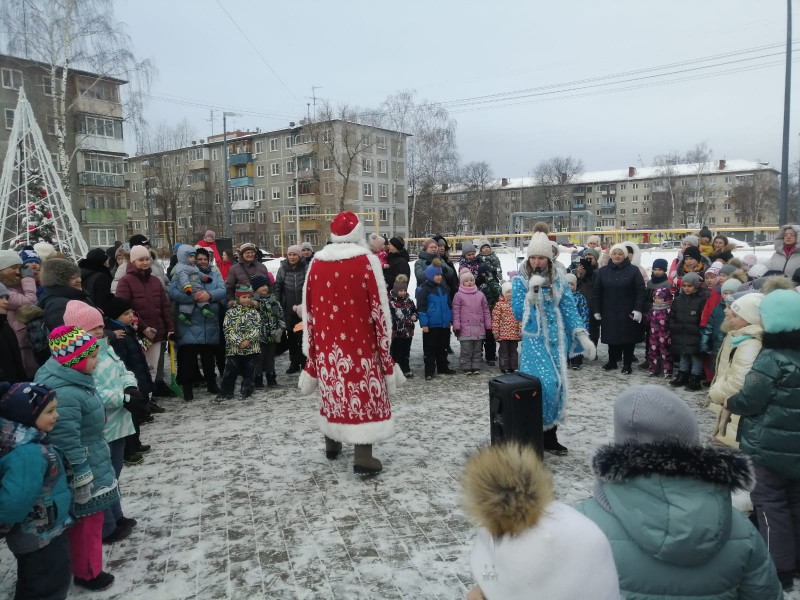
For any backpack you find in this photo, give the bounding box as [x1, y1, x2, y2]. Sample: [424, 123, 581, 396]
[27, 315, 50, 359]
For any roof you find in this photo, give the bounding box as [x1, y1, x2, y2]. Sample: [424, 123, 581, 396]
[438, 160, 779, 194]
[0, 52, 128, 85]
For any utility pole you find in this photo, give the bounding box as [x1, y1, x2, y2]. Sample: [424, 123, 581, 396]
[780, 0, 792, 226]
[222, 111, 240, 240]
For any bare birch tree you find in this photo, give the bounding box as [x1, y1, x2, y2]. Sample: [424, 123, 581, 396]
[730, 173, 779, 227]
[0, 0, 154, 197]
[531, 156, 584, 230]
[460, 160, 496, 234]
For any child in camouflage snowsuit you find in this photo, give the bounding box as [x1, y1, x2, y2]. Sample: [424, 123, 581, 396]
[250, 275, 285, 388]
[389, 274, 417, 377]
[218, 285, 261, 400]
[647, 286, 673, 378]
[173, 245, 213, 325]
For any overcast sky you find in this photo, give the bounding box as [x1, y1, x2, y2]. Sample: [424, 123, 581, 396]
[116, 0, 796, 177]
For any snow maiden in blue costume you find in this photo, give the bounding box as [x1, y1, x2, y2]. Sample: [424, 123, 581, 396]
[512, 232, 596, 454]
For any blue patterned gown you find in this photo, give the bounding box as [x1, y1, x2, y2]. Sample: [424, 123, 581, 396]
[512, 272, 586, 429]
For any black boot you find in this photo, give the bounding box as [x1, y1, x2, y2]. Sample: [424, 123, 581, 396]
[207, 379, 221, 394]
[325, 436, 342, 460]
[670, 371, 690, 387]
[253, 376, 264, 389]
[621, 363, 632, 375]
[602, 362, 618, 371]
[266, 372, 279, 387]
[686, 374, 702, 391]
[543, 426, 568, 455]
[182, 384, 193, 401]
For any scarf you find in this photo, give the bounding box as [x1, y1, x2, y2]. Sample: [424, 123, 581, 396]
[650, 273, 667, 285]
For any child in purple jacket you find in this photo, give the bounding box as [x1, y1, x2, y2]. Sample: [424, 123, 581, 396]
[452, 270, 492, 374]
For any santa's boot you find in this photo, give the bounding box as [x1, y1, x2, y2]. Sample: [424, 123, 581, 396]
[325, 436, 342, 460]
[353, 444, 382, 475]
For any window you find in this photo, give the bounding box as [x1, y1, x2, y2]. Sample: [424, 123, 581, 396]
[708, 217, 716, 224]
[724, 202, 732, 210]
[321, 129, 332, 143]
[272, 210, 281, 223]
[215, 192, 221, 205]
[86, 193, 123, 209]
[723, 190, 731, 197]
[287, 184, 296, 198]
[361, 133, 372, 146]
[632, 195, 639, 203]
[78, 79, 118, 102]
[379, 209, 388, 222]
[257, 188, 267, 200]
[51, 153, 60, 171]
[393, 162, 404, 178]
[680, 179, 688, 187]
[132, 181, 138, 192]
[178, 217, 187, 229]
[363, 183, 373, 197]
[378, 184, 388, 198]
[324, 181, 333, 195]
[5, 108, 14, 129]
[272, 187, 280, 200]
[188, 147, 204, 161]
[84, 153, 124, 174]
[89, 229, 116, 247]
[643, 182, 651, 189]
[362, 158, 372, 173]
[129, 201, 138, 212]
[269, 138, 278, 152]
[273, 234, 281, 248]
[76, 115, 123, 139]
[45, 115, 56, 135]
[42, 76, 61, 97]
[631, 208, 638, 215]
[285, 135, 294, 149]
[211, 149, 218, 161]
[236, 166, 247, 178]
[725, 176, 733, 184]
[1, 68, 22, 90]
[619, 209, 626, 215]
[377, 159, 388, 174]
[287, 208, 296, 223]
[724, 217, 731, 224]
[131, 162, 138, 174]
[363, 211, 374, 222]
[586, 186, 592, 193]
[257, 211, 266, 224]
[232, 210, 255, 224]
[285, 160, 295, 173]
[303, 233, 319, 246]
[267, 162, 278, 176]
[257, 165, 265, 177]
[376, 135, 387, 149]
[322, 157, 333, 171]
[631, 183, 639, 189]
[619, 197, 625, 204]
[619, 184, 627, 190]
[255, 141, 264, 154]
[643, 206, 650, 214]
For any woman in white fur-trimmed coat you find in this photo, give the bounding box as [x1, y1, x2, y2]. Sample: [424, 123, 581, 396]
[299, 212, 404, 475]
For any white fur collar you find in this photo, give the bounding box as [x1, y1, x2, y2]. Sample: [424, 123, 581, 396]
[313, 242, 369, 262]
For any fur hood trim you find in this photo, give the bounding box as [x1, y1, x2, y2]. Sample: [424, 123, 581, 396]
[761, 275, 797, 295]
[14, 304, 43, 325]
[462, 443, 554, 538]
[729, 268, 748, 284]
[592, 441, 754, 491]
[40, 257, 80, 287]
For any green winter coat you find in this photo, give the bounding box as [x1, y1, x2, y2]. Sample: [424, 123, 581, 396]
[727, 348, 800, 479]
[35, 358, 120, 518]
[578, 442, 781, 599]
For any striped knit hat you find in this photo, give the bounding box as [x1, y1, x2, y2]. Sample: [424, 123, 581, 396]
[234, 284, 253, 297]
[48, 325, 99, 371]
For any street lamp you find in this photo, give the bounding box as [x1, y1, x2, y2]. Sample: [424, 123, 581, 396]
[222, 111, 241, 240]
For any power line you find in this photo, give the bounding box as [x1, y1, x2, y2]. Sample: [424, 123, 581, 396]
[142, 93, 297, 121]
[214, 0, 303, 108]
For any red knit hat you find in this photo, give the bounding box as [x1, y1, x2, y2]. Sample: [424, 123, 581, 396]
[330, 211, 364, 244]
[63, 300, 104, 332]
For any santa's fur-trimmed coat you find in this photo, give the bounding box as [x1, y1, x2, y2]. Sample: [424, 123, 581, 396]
[299, 241, 403, 445]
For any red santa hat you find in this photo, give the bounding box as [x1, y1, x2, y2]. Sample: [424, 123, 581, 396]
[330, 211, 365, 244]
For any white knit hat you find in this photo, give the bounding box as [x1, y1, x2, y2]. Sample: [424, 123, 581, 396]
[564, 273, 577, 286]
[748, 263, 768, 279]
[609, 242, 629, 257]
[526, 232, 552, 258]
[501, 281, 512, 294]
[730, 292, 764, 327]
[33, 242, 56, 261]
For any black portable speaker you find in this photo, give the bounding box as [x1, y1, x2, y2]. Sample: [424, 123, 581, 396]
[488, 372, 543, 457]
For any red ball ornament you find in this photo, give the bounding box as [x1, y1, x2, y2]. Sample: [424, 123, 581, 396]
[44, 212, 52, 218]
[28, 202, 35, 210]
[28, 225, 36, 231]
[40, 190, 47, 197]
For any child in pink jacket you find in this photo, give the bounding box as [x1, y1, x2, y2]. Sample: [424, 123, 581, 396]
[453, 270, 492, 374]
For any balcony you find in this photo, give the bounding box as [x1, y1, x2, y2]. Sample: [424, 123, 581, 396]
[80, 208, 127, 224]
[600, 186, 616, 195]
[72, 95, 123, 119]
[572, 203, 585, 210]
[297, 167, 319, 180]
[231, 199, 255, 210]
[229, 176, 253, 187]
[189, 159, 209, 171]
[299, 219, 318, 230]
[600, 205, 616, 214]
[229, 153, 253, 166]
[188, 180, 211, 191]
[571, 186, 585, 196]
[78, 172, 125, 188]
[75, 133, 125, 155]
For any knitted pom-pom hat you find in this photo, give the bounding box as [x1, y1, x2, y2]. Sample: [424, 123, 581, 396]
[48, 325, 99, 371]
[0, 381, 57, 428]
[234, 285, 253, 297]
[526, 232, 552, 259]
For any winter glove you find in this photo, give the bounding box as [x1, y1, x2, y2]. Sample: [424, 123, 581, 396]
[20, 264, 34, 279]
[593, 313, 602, 321]
[526, 275, 545, 305]
[575, 330, 596, 360]
[124, 387, 150, 419]
[630, 310, 642, 323]
[74, 482, 92, 504]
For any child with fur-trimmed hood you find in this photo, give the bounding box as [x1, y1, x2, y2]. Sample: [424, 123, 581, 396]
[388, 275, 417, 378]
[579, 385, 781, 599]
[462, 443, 620, 600]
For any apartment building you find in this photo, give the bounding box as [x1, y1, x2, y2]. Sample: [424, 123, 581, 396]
[125, 120, 409, 253]
[0, 53, 128, 247]
[435, 159, 779, 235]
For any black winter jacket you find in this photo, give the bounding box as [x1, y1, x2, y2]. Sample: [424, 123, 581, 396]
[669, 289, 708, 355]
[78, 260, 113, 309]
[0, 315, 26, 383]
[38, 285, 97, 332]
[593, 259, 646, 346]
[105, 318, 153, 395]
[274, 259, 307, 326]
[385, 249, 411, 291]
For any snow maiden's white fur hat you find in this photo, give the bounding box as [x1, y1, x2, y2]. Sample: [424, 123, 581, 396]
[526, 232, 552, 259]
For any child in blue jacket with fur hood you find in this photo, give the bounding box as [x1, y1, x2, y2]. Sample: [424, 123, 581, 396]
[0, 381, 74, 600]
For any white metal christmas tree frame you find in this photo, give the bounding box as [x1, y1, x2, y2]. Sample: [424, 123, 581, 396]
[0, 86, 88, 258]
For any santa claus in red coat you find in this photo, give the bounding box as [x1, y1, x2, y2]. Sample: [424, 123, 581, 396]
[299, 211, 404, 474]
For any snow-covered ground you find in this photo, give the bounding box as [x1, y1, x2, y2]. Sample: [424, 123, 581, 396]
[0, 244, 792, 600]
